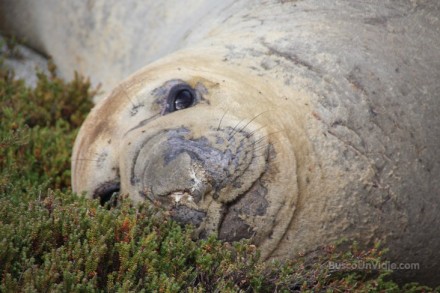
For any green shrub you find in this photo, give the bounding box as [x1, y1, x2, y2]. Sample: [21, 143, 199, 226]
[0, 43, 436, 292]
[0, 59, 95, 192]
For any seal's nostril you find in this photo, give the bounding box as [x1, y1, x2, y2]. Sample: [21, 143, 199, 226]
[93, 181, 121, 206]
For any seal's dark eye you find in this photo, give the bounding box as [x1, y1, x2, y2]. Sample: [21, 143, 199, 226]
[174, 89, 194, 110]
[166, 84, 196, 113]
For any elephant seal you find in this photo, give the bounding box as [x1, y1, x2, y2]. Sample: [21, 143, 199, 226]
[3, 0, 439, 286]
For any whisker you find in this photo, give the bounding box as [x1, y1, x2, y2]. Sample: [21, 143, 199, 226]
[228, 119, 246, 141]
[74, 158, 99, 162]
[252, 150, 268, 158]
[245, 125, 266, 139]
[228, 110, 273, 141]
[238, 110, 272, 133]
[73, 151, 108, 164]
[217, 109, 229, 131]
[253, 144, 269, 154]
[251, 130, 285, 148]
[120, 83, 136, 108]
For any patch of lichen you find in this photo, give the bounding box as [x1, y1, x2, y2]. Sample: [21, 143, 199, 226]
[0, 44, 436, 292]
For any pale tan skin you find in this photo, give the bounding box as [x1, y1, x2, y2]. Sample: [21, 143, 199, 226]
[5, 0, 438, 285]
[72, 51, 310, 259]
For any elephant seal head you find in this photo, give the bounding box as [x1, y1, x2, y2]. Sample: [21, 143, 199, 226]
[72, 51, 310, 258]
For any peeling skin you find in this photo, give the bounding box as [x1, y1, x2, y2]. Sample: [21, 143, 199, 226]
[170, 191, 186, 203]
[189, 165, 204, 195]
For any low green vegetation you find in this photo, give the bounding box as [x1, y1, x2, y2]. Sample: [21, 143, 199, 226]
[0, 45, 436, 292]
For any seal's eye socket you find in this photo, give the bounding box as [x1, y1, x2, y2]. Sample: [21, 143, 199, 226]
[167, 84, 196, 113]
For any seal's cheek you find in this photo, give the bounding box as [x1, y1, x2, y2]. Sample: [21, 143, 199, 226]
[218, 179, 269, 242]
[72, 131, 122, 204]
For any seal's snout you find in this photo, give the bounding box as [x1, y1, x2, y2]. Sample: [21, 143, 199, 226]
[122, 120, 270, 235]
[130, 125, 268, 200]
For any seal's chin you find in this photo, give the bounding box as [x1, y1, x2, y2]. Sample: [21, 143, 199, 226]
[122, 124, 270, 240]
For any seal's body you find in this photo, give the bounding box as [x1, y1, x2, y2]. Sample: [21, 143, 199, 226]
[2, 0, 439, 285]
[0, 0, 236, 95]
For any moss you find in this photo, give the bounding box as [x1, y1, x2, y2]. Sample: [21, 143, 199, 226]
[0, 41, 437, 292]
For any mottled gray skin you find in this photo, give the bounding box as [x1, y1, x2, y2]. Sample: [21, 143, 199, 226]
[0, 0, 236, 97]
[3, 0, 439, 286]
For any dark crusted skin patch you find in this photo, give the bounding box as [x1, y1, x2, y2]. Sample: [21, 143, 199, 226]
[234, 179, 268, 216]
[218, 212, 254, 242]
[171, 205, 207, 227]
[96, 152, 108, 168]
[218, 178, 269, 242]
[129, 103, 145, 116]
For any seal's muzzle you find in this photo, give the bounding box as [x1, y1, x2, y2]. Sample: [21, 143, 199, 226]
[121, 116, 270, 237]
